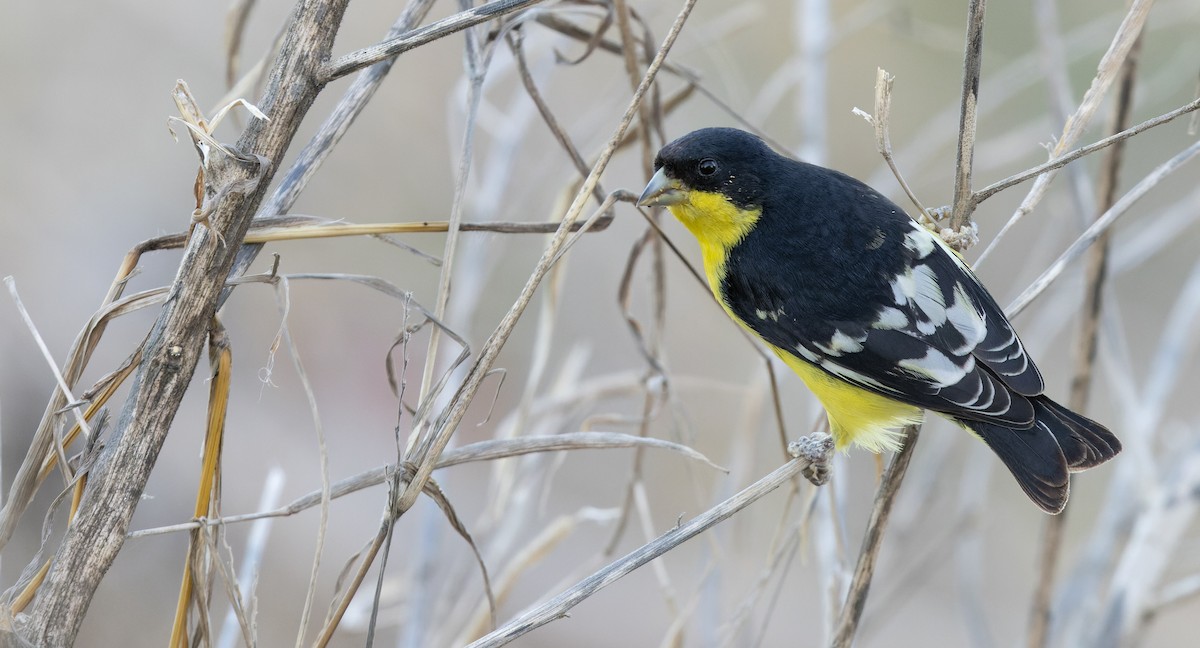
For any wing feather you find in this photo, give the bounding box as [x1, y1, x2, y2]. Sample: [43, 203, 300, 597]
[723, 218, 1043, 425]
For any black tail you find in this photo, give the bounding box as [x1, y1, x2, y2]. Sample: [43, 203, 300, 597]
[959, 397, 1121, 514]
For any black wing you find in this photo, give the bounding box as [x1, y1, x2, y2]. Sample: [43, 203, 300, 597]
[722, 190, 1043, 425]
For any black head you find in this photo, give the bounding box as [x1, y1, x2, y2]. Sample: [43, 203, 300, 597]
[647, 128, 776, 209]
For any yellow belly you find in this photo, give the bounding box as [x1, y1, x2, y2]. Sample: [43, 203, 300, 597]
[770, 347, 923, 453]
[706, 281, 923, 453]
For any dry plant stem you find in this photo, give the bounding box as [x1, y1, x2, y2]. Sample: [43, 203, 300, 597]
[508, 30, 604, 204]
[972, 96, 1200, 204]
[224, 0, 256, 88]
[312, 468, 496, 647]
[410, 11, 487, 460]
[313, 520, 388, 648]
[222, 0, 438, 316]
[981, 0, 1153, 261]
[32, 360, 138, 485]
[1027, 32, 1141, 648]
[112, 216, 613, 258]
[9, 475, 88, 616]
[320, 0, 544, 82]
[19, 1, 350, 643]
[1006, 137, 1200, 317]
[533, 13, 789, 154]
[950, 0, 986, 230]
[169, 321, 232, 648]
[126, 431, 720, 539]
[865, 68, 931, 220]
[3, 279, 92, 484]
[395, 0, 696, 516]
[467, 454, 826, 648]
[256, 0, 436, 219]
[831, 426, 921, 648]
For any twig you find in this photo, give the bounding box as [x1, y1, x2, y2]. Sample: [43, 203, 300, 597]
[533, 13, 792, 153]
[830, 5, 986, 643]
[972, 96, 1200, 204]
[468, 446, 832, 648]
[255, 0, 437, 221]
[215, 467, 284, 648]
[168, 319, 233, 648]
[125, 432, 722, 539]
[950, 0, 987, 230]
[853, 68, 931, 220]
[507, 28, 604, 202]
[223, 0, 256, 89]
[976, 0, 1154, 263]
[1027, 31, 1141, 648]
[3, 278, 92, 484]
[407, 0, 493, 488]
[321, 0, 545, 82]
[830, 425, 921, 648]
[1006, 138, 1200, 317]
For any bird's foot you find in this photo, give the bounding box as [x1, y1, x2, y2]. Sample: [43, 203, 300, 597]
[789, 432, 834, 486]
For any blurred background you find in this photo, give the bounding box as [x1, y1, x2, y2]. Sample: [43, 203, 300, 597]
[2, 0, 1199, 646]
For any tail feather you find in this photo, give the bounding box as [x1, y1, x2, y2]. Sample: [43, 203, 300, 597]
[1037, 398, 1122, 470]
[958, 397, 1120, 514]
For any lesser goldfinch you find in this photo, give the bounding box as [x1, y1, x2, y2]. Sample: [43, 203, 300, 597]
[638, 127, 1120, 513]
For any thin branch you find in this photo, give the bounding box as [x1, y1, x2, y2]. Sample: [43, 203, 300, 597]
[853, 68, 932, 221]
[1028, 31, 1142, 648]
[976, 0, 1154, 263]
[254, 0, 438, 219]
[3, 278, 91, 484]
[830, 425, 921, 648]
[467, 443, 832, 648]
[950, 0, 987, 230]
[408, 3, 492, 462]
[532, 13, 792, 153]
[125, 432, 722, 539]
[972, 96, 1200, 204]
[321, 0, 545, 82]
[1006, 137, 1200, 317]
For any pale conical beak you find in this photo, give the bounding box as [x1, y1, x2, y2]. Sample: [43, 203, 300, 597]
[637, 168, 686, 207]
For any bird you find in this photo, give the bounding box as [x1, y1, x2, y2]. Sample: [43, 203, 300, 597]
[637, 127, 1120, 513]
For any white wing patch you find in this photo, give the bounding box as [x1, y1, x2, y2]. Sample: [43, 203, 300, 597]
[794, 344, 821, 363]
[820, 359, 893, 391]
[903, 223, 937, 258]
[911, 264, 946, 330]
[755, 307, 786, 322]
[891, 269, 913, 305]
[898, 348, 974, 386]
[816, 329, 867, 356]
[872, 306, 909, 330]
[945, 283, 987, 354]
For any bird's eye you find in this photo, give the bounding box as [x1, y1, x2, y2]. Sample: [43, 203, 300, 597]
[697, 158, 718, 176]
